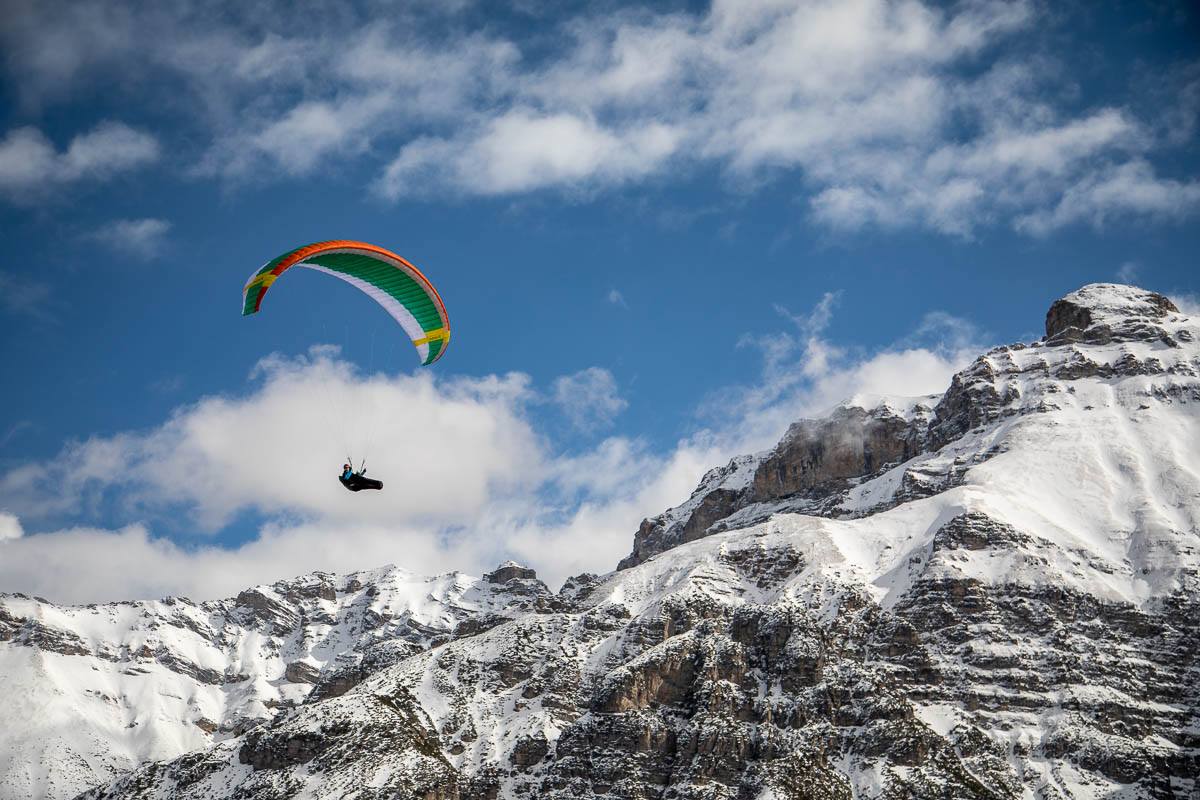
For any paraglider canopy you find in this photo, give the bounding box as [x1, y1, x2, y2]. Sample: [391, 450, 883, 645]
[242, 240, 450, 366]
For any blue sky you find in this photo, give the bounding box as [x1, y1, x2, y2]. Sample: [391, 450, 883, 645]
[1, 0, 1197, 602]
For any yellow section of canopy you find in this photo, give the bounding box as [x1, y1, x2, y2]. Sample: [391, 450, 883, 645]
[412, 327, 450, 347]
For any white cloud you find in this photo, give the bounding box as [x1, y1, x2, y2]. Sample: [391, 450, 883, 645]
[501, 442, 722, 583]
[0, 522, 450, 604]
[62, 121, 159, 175]
[706, 296, 981, 450]
[810, 108, 1149, 235]
[379, 111, 680, 198]
[0, 129, 60, 194]
[195, 27, 521, 181]
[208, 92, 394, 178]
[608, 289, 628, 308]
[1, 350, 541, 532]
[0, 512, 22, 541]
[89, 218, 172, 260]
[0, 122, 159, 202]
[368, 1, 1197, 234]
[1015, 160, 1200, 236]
[0, 351, 670, 601]
[552, 367, 629, 432]
[5, 1, 1192, 235]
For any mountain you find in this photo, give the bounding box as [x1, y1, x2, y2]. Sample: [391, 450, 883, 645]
[3, 283, 1198, 799]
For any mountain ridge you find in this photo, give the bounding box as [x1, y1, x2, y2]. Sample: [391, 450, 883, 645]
[0, 564, 559, 799]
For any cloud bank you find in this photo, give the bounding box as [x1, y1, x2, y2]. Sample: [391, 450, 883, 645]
[2, 0, 1197, 234]
[0, 300, 982, 604]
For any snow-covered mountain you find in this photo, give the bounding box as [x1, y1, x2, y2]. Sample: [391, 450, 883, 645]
[3, 284, 1198, 799]
[0, 563, 552, 799]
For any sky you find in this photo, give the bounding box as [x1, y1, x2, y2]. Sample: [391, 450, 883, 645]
[0, 0, 1197, 603]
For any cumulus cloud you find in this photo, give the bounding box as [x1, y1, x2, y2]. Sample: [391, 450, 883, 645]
[0, 122, 159, 202]
[0, 350, 541, 531]
[379, 111, 680, 197]
[608, 289, 628, 308]
[88, 218, 173, 260]
[2, 1, 1194, 234]
[0, 293, 986, 603]
[552, 367, 629, 432]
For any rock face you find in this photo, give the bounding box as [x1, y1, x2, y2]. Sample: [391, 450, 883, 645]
[752, 404, 928, 499]
[8, 283, 1200, 800]
[485, 561, 539, 584]
[620, 399, 937, 570]
[1045, 283, 1179, 343]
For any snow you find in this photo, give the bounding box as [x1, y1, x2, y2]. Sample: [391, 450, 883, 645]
[841, 392, 939, 421]
[913, 703, 961, 737]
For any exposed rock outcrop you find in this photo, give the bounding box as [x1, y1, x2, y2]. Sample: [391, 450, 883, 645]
[1045, 282, 1179, 344]
[485, 561, 538, 584]
[621, 400, 936, 569]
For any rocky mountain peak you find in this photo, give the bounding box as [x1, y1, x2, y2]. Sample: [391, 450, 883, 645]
[1045, 282, 1181, 344]
[485, 561, 538, 584]
[622, 283, 1198, 570]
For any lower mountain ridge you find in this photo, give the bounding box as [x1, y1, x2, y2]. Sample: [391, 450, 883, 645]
[3, 284, 1198, 800]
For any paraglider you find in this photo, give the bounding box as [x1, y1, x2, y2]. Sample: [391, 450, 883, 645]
[242, 240, 451, 492]
[339, 462, 382, 492]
